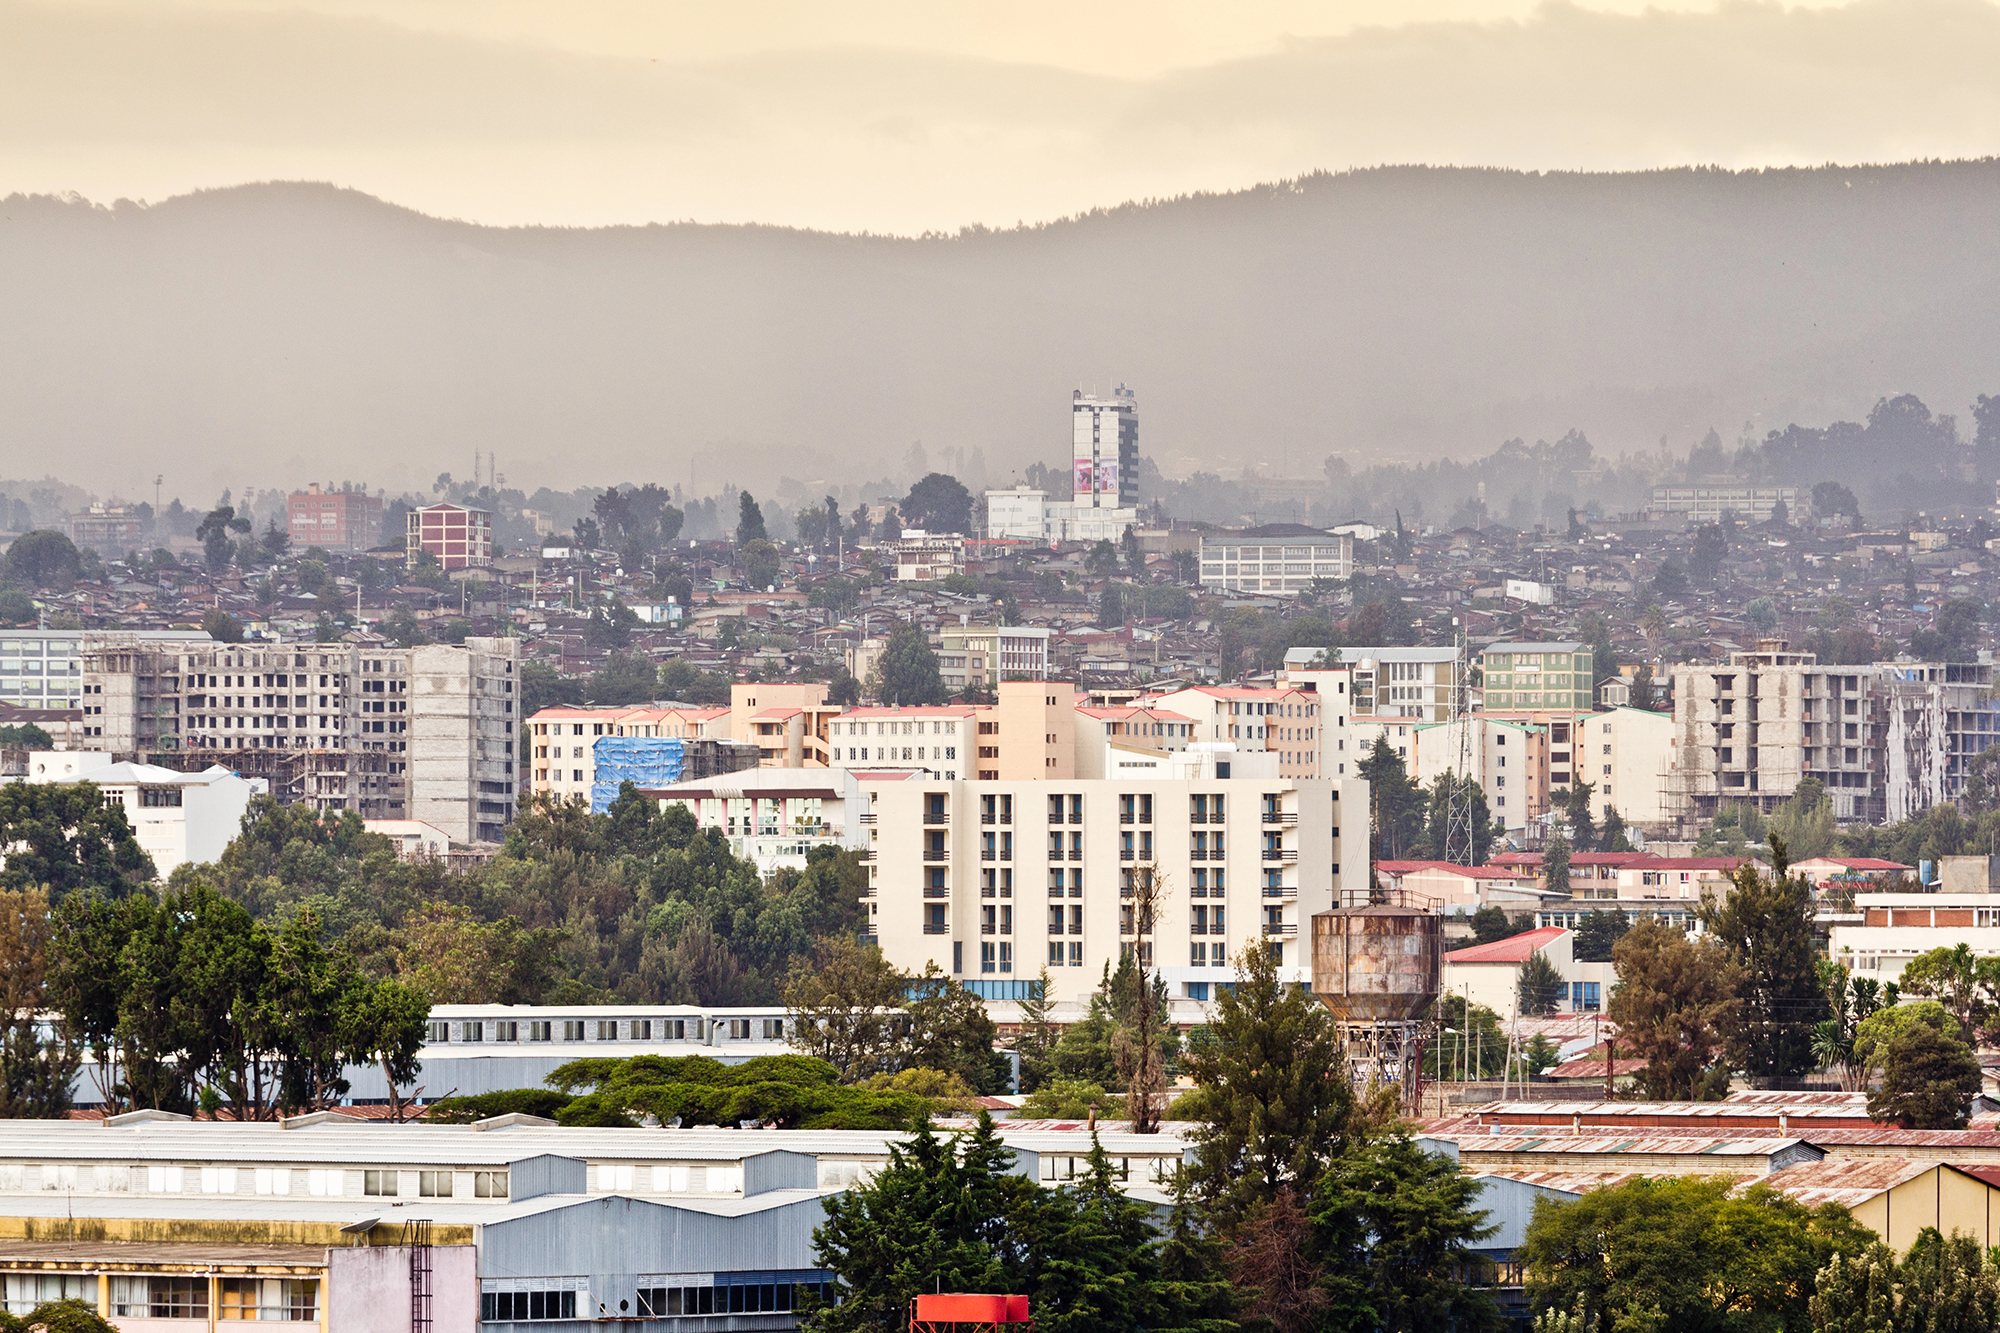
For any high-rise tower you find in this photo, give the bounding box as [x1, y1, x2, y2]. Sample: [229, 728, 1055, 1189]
[1070, 384, 1139, 510]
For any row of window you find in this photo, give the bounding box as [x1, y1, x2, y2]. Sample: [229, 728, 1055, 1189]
[3, 1275, 321, 1321]
[426, 1018, 780, 1043]
[362, 1168, 507, 1198]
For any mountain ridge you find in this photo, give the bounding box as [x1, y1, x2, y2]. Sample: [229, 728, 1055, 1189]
[5, 162, 2000, 500]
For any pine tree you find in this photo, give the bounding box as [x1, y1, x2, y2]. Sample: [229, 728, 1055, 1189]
[1178, 943, 1353, 1232]
[1702, 834, 1827, 1082]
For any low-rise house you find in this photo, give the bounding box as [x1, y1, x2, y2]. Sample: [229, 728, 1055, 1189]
[1440, 926, 1617, 1016]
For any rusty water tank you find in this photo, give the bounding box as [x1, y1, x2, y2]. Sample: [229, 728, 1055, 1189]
[1311, 898, 1442, 1022]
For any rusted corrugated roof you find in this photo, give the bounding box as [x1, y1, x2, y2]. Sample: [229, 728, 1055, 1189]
[1452, 1134, 1807, 1157]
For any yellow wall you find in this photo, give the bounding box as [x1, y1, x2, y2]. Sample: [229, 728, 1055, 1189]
[1848, 1168, 2000, 1254]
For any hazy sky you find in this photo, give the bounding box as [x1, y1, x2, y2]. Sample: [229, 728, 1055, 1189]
[6, 0, 1999, 232]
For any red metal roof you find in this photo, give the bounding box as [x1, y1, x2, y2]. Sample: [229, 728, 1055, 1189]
[1443, 926, 1568, 963]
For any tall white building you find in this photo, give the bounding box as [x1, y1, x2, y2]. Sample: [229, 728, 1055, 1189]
[1072, 385, 1139, 511]
[864, 768, 1369, 1004]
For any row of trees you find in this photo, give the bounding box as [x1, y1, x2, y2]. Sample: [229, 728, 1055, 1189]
[2, 881, 428, 1119]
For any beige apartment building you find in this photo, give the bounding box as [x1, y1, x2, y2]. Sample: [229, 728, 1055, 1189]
[862, 766, 1369, 1005]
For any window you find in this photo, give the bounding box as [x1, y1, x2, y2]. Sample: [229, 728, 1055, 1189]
[418, 1170, 451, 1198]
[481, 1290, 579, 1322]
[461, 1021, 483, 1043]
[112, 1276, 208, 1319]
[632, 1019, 652, 1040]
[563, 1020, 585, 1041]
[426, 1020, 449, 1043]
[474, 1170, 508, 1198]
[217, 1278, 318, 1321]
[528, 1021, 552, 1042]
[494, 1021, 518, 1042]
[597, 1021, 619, 1040]
[364, 1170, 399, 1197]
[140, 787, 183, 807]
[7, 1275, 92, 1315]
[728, 1018, 751, 1039]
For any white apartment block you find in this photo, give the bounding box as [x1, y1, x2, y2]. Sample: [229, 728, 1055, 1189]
[937, 626, 1051, 690]
[1830, 891, 2000, 984]
[14, 751, 255, 878]
[1410, 715, 1545, 831]
[645, 767, 872, 873]
[825, 706, 976, 780]
[1198, 525, 1354, 595]
[1647, 485, 1802, 525]
[1282, 645, 1455, 780]
[1579, 705, 1677, 826]
[1143, 685, 1323, 780]
[982, 489, 1140, 545]
[82, 637, 519, 843]
[1073, 707, 1198, 779]
[885, 531, 964, 582]
[864, 774, 1368, 1005]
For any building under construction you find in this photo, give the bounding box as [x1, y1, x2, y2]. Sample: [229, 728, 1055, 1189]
[82, 634, 520, 844]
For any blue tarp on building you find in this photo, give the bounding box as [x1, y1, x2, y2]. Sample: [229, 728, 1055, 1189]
[590, 736, 689, 813]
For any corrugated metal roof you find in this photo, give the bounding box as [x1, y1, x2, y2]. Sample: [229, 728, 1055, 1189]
[1451, 1135, 1806, 1158]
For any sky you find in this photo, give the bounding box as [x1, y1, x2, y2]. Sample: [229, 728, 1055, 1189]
[5, 0, 2000, 232]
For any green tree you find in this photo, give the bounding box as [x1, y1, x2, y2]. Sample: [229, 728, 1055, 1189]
[1703, 836, 1825, 1083]
[0, 723, 55, 750]
[1422, 771, 1494, 864]
[1469, 905, 1523, 945]
[1852, 1000, 1953, 1071]
[873, 620, 947, 705]
[736, 492, 768, 545]
[1178, 943, 1354, 1232]
[0, 782, 154, 899]
[195, 504, 251, 571]
[1544, 830, 1572, 895]
[1, 531, 82, 588]
[0, 1298, 120, 1333]
[1085, 539, 1120, 580]
[806, 1117, 1013, 1331]
[202, 608, 245, 642]
[1571, 910, 1629, 963]
[1520, 1175, 1874, 1332]
[1747, 598, 1779, 633]
[877, 506, 902, 541]
[1894, 943, 1990, 1042]
[1768, 777, 1836, 861]
[1517, 951, 1564, 1016]
[1358, 736, 1425, 861]
[1561, 781, 1596, 848]
[1309, 1133, 1500, 1333]
[1869, 1019, 1982, 1129]
[740, 538, 782, 590]
[1606, 919, 1739, 1101]
[901, 473, 974, 535]
[901, 963, 1011, 1094]
[0, 888, 78, 1118]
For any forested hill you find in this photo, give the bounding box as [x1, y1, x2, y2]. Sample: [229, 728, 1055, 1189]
[6, 162, 2000, 496]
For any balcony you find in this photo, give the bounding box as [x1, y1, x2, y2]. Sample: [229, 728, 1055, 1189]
[1262, 886, 1298, 899]
[858, 813, 877, 825]
[924, 849, 949, 863]
[923, 923, 950, 935]
[924, 885, 949, 899]
[1262, 923, 1298, 937]
[1262, 849, 1299, 863]
[1068, 849, 1083, 862]
[1120, 813, 1135, 825]
[1120, 849, 1134, 862]
[1261, 812, 1298, 826]
[857, 849, 876, 862]
[1069, 923, 1083, 936]
[982, 813, 996, 825]
[981, 924, 996, 936]
[982, 850, 997, 862]
[924, 812, 950, 826]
